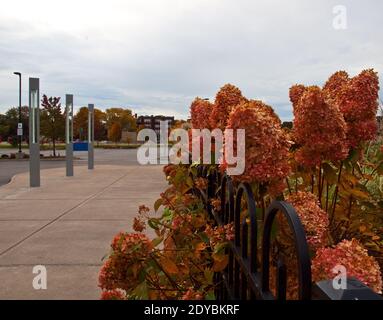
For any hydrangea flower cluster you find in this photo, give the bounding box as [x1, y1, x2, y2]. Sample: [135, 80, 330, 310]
[205, 223, 234, 248]
[190, 97, 213, 129]
[100, 289, 126, 300]
[99, 232, 153, 292]
[312, 238, 382, 293]
[210, 84, 246, 130]
[291, 86, 349, 167]
[286, 191, 329, 251]
[324, 69, 380, 148]
[289, 84, 306, 109]
[181, 288, 204, 300]
[224, 100, 291, 191]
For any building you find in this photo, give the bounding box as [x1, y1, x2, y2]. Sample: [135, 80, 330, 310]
[136, 115, 175, 141]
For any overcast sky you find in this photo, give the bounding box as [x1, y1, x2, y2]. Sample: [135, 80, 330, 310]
[0, 0, 382, 120]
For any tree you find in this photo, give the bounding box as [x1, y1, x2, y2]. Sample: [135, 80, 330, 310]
[108, 122, 122, 143]
[40, 95, 65, 157]
[105, 108, 137, 132]
[73, 107, 107, 141]
[0, 113, 10, 142]
[2, 106, 29, 146]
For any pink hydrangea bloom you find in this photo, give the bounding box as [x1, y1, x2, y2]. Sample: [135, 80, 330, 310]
[324, 69, 380, 148]
[223, 100, 290, 192]
[312, 238, 382, 293]
[190, 97, 213, 129]
[286, 191, 329, 251]
[210, 84, 246, 130]
[292, 86, 349, 167]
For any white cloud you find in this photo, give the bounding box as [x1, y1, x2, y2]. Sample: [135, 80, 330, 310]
[0, 0, 382, 120]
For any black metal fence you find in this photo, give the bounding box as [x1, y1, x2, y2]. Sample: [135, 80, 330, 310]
[195, 166, 383, 301]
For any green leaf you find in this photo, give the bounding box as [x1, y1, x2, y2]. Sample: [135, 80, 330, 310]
[132, 281, 149, 299]
[204, 269, 214, 284]
[205, 291, 216, 300]
[154, 198, 163, 212]
[199, 232, 210, 244]
[214, 242, 227, 254]
[148, 218, 159, 230]
[162, 208, 172, 217]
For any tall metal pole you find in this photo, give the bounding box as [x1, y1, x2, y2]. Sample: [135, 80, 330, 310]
[29, 78, 40, 187]
[13, 72, 22, 154]
[65, 94, 74, 176]
[88, 104, 94, 170]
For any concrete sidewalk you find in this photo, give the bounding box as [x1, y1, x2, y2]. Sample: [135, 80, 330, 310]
[0, 165, 166, 299]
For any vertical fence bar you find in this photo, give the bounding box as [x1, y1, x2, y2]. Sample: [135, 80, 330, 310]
[276, 257, 287, 300]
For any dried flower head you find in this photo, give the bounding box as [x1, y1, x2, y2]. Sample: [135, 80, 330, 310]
[312, 238, 382, 293]
[99, 233, 153, 291]
[223, 100, 290, 190]
[100, 289, 126, 300]
[190, 97, 213, 129]
[210, 84, 246, 130]
[293, 86, 349, 167]
[289, 84, 306, 108]
[286, 191, 329, 251]
[324, 69, 380, 148]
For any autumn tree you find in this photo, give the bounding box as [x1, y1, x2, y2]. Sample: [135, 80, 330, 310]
[40, 95, 65, 156]
[108, 122, 122, 143]
[105, 108, 137, 132]
[73, 107, 107, 141]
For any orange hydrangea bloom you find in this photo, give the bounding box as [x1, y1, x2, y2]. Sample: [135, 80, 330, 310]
[210, 84, 246, 130]
[223, 100, 290, 193]
[289, 84, 306, 109]
[190, 97, 213, 129]
[99, 233, 153, 291]
[292, 86, 349, 167]
[324, 69, 380, 148]
[312, 238, 382, 293]
[286, 191, 329, 251]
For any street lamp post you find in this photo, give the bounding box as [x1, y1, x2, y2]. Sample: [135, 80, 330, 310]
[88, 104, 94, 170]
[29, 77, 40, 187]
[13, 72, 22, 155]
[65, 94, 74, 176]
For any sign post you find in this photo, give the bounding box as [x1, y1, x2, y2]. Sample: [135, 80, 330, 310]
[65, 94, 74, 176]
[88, 104, 94, 170]
[29, 78, 40, 187]
[17, 123, 23, 136]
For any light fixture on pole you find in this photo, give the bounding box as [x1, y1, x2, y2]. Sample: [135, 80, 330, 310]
[88, 104, 94, 170]
[13, 72, 22, 156]
[65, 94, 74, 176]
[29, 78, 40, 187]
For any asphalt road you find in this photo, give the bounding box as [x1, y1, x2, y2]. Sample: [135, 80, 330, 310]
[0, 149, 145, 186]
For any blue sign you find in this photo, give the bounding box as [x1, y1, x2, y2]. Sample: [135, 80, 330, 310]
[73, 142, 88, 151]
